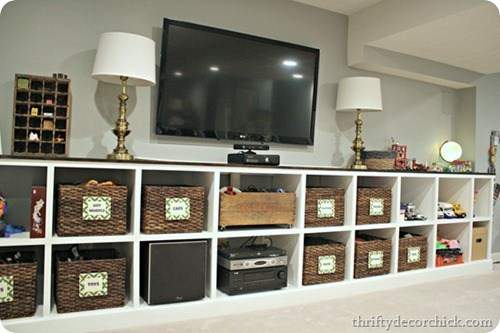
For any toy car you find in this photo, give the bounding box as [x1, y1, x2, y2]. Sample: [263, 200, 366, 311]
[438, 202, 456, 219]
[452, 203, 467, 218]
[402, 202, 427, 221]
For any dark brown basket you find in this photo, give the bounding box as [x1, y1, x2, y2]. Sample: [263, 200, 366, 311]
[398, 233, 428, 272]
[356, 188, 392, 225]
[305, 188, 344, 228]
[57, 184, 128, 236]
[55, 250, 126, 313]
[141, 186, 205, 234]
[303, 237, 345, 285]
[0, 253, 37, 320]
[354, 234, 392, 279]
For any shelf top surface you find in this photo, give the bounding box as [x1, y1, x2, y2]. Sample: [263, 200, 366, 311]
[0, 155, 494, 176]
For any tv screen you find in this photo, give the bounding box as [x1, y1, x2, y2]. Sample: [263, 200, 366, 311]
[156, 19, 320, 145]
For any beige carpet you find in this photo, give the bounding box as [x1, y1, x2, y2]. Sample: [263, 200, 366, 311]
[101, 264, 500, 333]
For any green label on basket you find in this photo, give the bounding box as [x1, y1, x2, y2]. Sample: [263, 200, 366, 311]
[79, 272, 108, 298]
[317, 199, 335, 218]
[165, 197, 191, 221]
[318, 255, 336, 274]
[0, 276, 14, 303]
[368, 251, 384, 269]
[407, 247, 421, 263]
[82, 196, 112, 221]
[369, 198, 384, 216]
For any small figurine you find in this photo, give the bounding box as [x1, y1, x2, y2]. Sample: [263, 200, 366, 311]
[429, 163, 443, 172]
[28, 132, 40, 142]
[401, 202, 427, 221]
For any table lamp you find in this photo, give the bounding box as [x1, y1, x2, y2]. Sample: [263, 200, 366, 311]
[336, 76, 383, 169]
[92, 32, 156, 160]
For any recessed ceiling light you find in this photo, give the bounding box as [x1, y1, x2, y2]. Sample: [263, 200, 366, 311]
[282, 60, 298, 67]
[173, 71, 183, 77]
[209, 66, 220, 72]
[292, 74, 303, 79]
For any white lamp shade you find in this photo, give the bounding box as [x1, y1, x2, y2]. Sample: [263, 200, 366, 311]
[336, 76, 382, 112]
[92, 32, 156, 86]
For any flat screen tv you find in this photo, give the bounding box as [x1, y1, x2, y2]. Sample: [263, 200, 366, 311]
[156, 19, 320, 145]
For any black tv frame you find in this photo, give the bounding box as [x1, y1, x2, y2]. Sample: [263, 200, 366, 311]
[156, 18, 320, 145]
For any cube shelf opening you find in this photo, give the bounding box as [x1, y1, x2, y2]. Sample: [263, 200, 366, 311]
[474, 179, 493, 219]
[51, 242, 133, 314]
[357, 176, 398, 225]
[436, 223, 470, 266]
[400, 177, 436, 223]
[219, 173, 301, 230]
[438, 178, 472, 220]
[304, 231, 352, 282]
[53, 167, 136, 236]
[399, 225, 434, 271]
[141, 170, 214, 233]
[0, 166, 47, 234]
[217, 234, 300, 290]
[306, 175, 354, 227]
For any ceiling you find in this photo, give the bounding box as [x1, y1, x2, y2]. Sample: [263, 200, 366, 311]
[369, 3, 500, 74]
[291, 0, 384, 15]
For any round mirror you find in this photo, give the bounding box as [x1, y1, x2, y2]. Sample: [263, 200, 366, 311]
[440, 141, 462, 162]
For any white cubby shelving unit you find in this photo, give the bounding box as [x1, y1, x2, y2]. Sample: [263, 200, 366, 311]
[0, 157, 494, 333]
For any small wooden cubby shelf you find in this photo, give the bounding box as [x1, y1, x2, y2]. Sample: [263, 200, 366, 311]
[0, 157, 494, 333]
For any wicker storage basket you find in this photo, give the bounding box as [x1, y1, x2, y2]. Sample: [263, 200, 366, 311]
[142, 186, 205, 234]
[356, 188, 392, 225]
[57, 184, 128, 236]
[398, 233, 428, 272]
[305, 188, 344, 228]
[354, 234, 392, 279]
[0, 252, 37, 319]
[55, 249, 126, 313]
[361, 151, 396, 170]
[303, 237, 345, 285]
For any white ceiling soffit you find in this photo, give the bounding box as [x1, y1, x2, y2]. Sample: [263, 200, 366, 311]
[291, 0, 384, 15]
[369, 4, 500, 75]
[348, 0, 497, 89]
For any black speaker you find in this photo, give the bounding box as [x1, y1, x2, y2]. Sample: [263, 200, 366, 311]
[141, 240, 208, 305]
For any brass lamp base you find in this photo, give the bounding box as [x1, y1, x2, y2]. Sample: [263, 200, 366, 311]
[107, 76, 134, 161]
[108, 152, 134, 161]
[350, 109, 367, 170]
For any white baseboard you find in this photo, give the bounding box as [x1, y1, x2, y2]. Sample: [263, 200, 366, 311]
[493, 252, 500, 263]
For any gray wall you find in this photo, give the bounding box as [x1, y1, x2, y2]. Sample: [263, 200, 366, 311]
[474, 73, 500, 253]
[0, 0, 459, 166]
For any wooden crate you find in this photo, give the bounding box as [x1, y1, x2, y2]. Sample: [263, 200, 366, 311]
[471, 226, 488, 261]
[12, 73, 71, 157]
[219, 193, 295, 229]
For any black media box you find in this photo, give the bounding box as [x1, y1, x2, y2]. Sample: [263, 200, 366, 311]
[141, 240, 208, 305]
[227, 153, 280, 166]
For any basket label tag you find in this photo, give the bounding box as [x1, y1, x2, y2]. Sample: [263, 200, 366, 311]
[82, 196, 112, 221]
[407, 247, 421, 263]
[165, 197, 191, 221]
[0, 276, 14, 303]
[79, 272, 108, 298]
[368, 251, 384, 269]
[317, 199, 335, 218]
[318, 255, 336, 274]
[369, 198, 384, 216]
